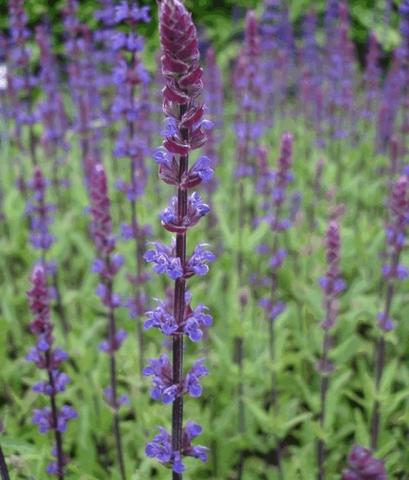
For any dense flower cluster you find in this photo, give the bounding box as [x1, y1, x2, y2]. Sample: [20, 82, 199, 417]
[27, 265, 76, 477]
[342, 445, 387, 480]
[144, 0, 213, 474]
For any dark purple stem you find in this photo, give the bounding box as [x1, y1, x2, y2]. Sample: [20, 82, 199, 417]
[105, 257, 127, 480]
[317, 330, 330, 480]
[172, 106, 188, 480]
[46, 352, 64, 480]
[128, 74, 145, 376]
[370, 271, 396, 450]
[0, 445, 10, 480]
[52, 271, 69, 336]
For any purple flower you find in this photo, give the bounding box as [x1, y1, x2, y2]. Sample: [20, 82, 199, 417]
[143, 354, 179, 404]
[184, 359, 208, 397]
[161, 192, 210, 233]
[184, 304, 213, 342]
[144, 242, 183, 280]
[146, 423, 207, 472]
[99, 329, 128, 354]
[144, 300, 178, 335]
[342, 445, 387, 480]
[186, 244, 215, 277]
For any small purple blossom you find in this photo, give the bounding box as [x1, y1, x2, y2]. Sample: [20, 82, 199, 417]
[342, 445, 387, 480]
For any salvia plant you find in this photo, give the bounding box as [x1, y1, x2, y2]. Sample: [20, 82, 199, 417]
[316, 218, 345, 480]
[144, 0, 214, 476]
[35, 25, 70, 195]
[27, 265, 77, 478]
[89, 163, 128, 480]
[110, 0, 152, 373]
[26, 167, 69, 334]
[8, 0, 38, 163]
[3, 0, 409, 478]
[371, 175, 409, 450]
[63, 0, 102, 183]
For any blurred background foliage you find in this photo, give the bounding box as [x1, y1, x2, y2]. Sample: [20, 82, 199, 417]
[0, 0, 404, 59]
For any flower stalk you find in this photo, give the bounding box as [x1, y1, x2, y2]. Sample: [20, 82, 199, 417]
[144, 0, 214, 476]
[89, 163, 128, 480]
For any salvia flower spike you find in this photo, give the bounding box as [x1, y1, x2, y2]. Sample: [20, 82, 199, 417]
[111, 0, 151, 374]
[317, 218, 345, 480]
[371, 175, 409, 450]
[8, 0, 38, 167]
[27, 167, 69, 334]
[27, 265, 77, 478]
[145, 0, 213, 476]
[89, 163, 127, 480]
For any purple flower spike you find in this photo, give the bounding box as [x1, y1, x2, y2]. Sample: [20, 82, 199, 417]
[316, 217, 345, 476]
[89, 163, 128, 475]
[27, 265, 75, 476]
[145, 0, 213, 474]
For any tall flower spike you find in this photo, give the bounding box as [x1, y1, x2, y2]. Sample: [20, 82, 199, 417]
[234, 10, 263, 179]
[89, 163, 127, 480]
[256, 133, 295, 478]
[63, 2, 102, 184]
[8, 0, 38, 167]
[317, 218, 345, 480]
[371, 175, 409, 451]
[27, 265, 77, 479]
[26, 166, 69, 335]
[145, 0, 212, 476]
[36, 25, 70, 192]
[111, 1, 151, 375]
